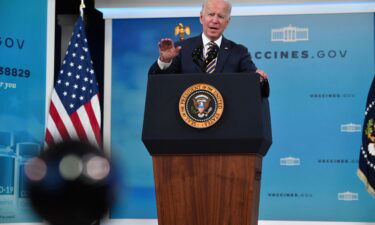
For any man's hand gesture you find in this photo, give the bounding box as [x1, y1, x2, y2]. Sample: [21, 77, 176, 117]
[159, 38, 182, 63]
[256, 69, 268, 82]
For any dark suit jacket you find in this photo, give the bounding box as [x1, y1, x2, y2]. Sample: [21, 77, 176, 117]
[148, 35, 258, 74]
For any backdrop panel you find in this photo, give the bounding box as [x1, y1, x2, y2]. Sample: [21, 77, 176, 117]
[0, 0, 48, 222]
[110, 13, 375, 221]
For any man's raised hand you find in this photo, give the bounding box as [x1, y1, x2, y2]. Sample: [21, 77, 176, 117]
[158, 38, 182, 63]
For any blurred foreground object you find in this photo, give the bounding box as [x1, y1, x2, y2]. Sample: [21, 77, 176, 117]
[25, 141, 116, 225]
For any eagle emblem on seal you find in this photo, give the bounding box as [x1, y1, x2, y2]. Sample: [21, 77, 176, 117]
[193, 94, 213, 118]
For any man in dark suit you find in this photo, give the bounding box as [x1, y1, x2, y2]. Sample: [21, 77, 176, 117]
[149, 0, 268, 81]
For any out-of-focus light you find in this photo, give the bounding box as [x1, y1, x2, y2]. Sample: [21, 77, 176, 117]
[84, 155, 110, 181]
[25, 158, 47, 181]
[59, 154, 83, 180]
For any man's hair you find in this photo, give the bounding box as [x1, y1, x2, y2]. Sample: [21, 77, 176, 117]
[201, 0, 232, 18]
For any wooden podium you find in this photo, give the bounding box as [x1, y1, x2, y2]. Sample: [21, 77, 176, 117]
[142, 73, 272, 225]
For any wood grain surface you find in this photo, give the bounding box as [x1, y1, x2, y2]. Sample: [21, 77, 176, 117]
[152, 154, 263, 225]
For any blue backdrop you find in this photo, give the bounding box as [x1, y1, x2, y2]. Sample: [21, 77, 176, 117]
[110, 13, 375, 221]
[0, 0, 47, 222]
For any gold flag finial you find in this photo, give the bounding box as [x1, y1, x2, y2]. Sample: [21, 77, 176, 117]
[175, 23, 191, 41]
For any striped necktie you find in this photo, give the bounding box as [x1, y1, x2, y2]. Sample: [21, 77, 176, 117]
[205, 41, 218, 74]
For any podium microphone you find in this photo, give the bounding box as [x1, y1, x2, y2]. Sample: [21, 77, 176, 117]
[192, 46, 204, 72]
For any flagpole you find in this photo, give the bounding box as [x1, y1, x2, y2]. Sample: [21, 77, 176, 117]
[80, 0, 85, 18]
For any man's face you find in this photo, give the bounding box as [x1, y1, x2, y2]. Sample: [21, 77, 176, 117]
[200, 0, 230, 41]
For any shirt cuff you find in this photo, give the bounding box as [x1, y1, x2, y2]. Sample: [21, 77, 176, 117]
[157, 58, 172, 70]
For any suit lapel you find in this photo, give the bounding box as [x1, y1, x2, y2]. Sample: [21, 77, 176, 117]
[214, 36, 230, 73]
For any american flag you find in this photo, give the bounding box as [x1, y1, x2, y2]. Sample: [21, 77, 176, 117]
[45, 16, 101, 147]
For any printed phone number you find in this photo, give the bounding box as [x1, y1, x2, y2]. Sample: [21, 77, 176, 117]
[0, 66, 30, 78]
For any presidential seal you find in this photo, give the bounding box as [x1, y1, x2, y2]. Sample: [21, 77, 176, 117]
[179, 83, 224, 129]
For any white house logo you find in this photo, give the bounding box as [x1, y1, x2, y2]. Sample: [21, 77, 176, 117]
[280, 157, 300, 166]
[340, 123, 361, 133]
[271, 25, 309, 42]
[337, 192, 358, 201]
